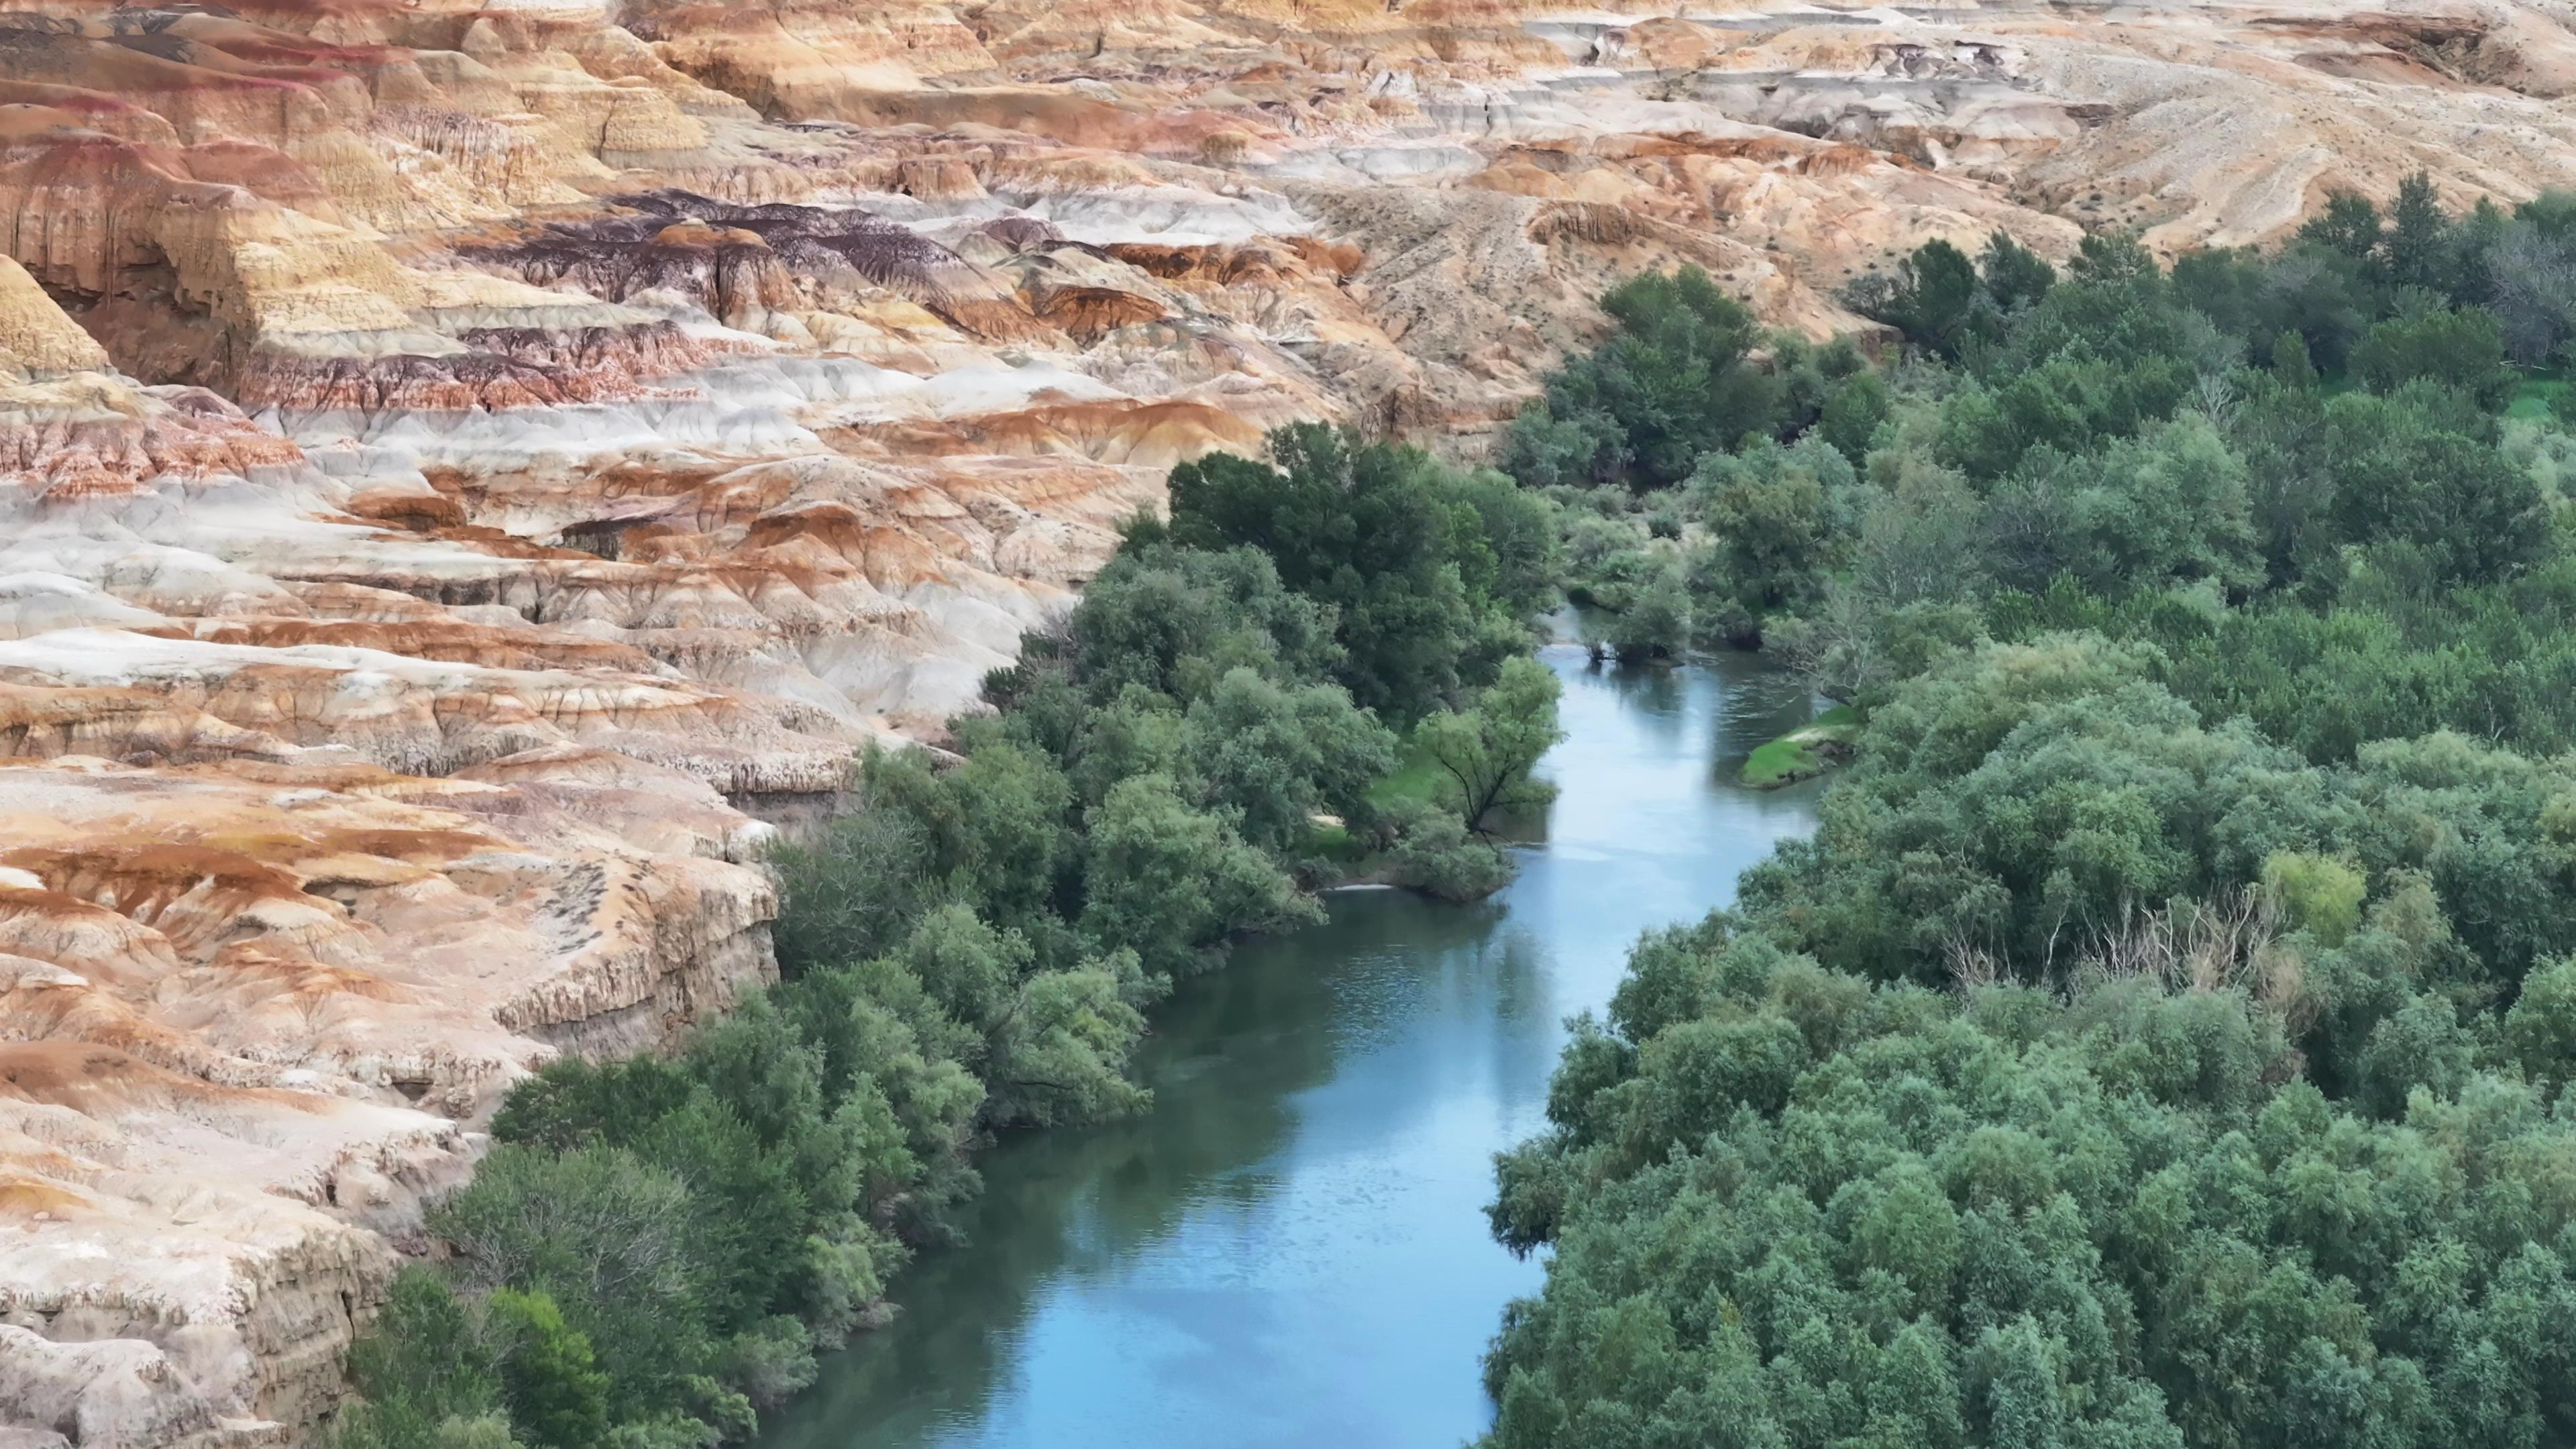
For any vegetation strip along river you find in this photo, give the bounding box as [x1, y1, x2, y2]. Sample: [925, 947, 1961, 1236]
[753, 648, 1825, 1449]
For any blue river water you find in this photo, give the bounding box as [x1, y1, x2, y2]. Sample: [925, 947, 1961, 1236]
[755, 647, 1826, 1449]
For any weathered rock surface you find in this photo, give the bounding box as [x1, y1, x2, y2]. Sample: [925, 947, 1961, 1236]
[3, 0, 2573, 1439]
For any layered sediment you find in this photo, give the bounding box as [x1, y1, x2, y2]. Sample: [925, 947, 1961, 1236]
[1, 0, 2571, 1440]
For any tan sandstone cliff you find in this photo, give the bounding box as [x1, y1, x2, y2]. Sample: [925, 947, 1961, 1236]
[4, 0, 2576, 1440]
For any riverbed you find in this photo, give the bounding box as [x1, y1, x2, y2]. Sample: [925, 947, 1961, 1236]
[755, 646, 1828, 1449]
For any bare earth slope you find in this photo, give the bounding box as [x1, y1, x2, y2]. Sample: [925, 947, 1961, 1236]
[3, 0, 2575, 1440]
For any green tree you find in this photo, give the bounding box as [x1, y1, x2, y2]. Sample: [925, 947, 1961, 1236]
[1483, 924, 2576, 1449]
[1382, 799, 1515, 902]
[984, 953, 1155, 1126]
[1079, 772, 1320, 979]
[2351, 992, 2474, 1118]
[1419, 657, 1566, 833]
[2507, 955, 2576, 1085]
[1846, 237, 1985, 358]
[1817, 368, 1893, 464]
[2326, 389, 2546, 584]
[1066, 541, 1340, 704]
[428, 1146, 710, 1417]
[336, 1269, 511, 1449]
[1178, 666, 1397, 855]
[2349, 305, 2517, 411]
[2383, 171, 2454, 292]
[1166, 425, 1489, 722]
[936, 739, 1077, 934]
[1507, 266, 1788, 486]
[1443, 468, 1562, 614]
[628, 1095, 808, 1335]
[2486, 197, 2576, 364]
[1592, 565, 1689, 661]
[1981, 230, 2059, 312]
[1691, 435, 1858, 612]
[767, 808, 928, 975]
[1982, 417, 2258, 599]
[890, 901, 1035, 1031]
[486, 1291, 610, 1449]
[2262, 851, 2365, 945]
[2299, 191, 2384, 261]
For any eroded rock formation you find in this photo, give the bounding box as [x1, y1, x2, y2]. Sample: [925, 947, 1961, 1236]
[3, 0, 2573, 1439]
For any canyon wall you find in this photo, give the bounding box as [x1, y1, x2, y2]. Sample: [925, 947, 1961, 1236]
[3, 0, 2575, 1440]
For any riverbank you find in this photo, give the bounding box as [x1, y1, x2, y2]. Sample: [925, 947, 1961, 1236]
[1741, 704, 1862, 788]
[751, 647, 1826, 1449]
[329, 429, 1567, 1449]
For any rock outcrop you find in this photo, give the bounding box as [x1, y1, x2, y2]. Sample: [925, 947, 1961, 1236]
[3, 0, 2573, 1440]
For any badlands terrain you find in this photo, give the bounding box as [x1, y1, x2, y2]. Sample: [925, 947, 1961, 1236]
[4, 0, 2576, 1440]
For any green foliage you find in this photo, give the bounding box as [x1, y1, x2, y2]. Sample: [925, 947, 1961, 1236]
[1983, 417, 2260, 598]
[1851, 235, 1986, 358]
[2299, 189, 2385, 260]
[1980, 230, 2059, 313]
[1053, 539, 1339, 706]
[1506, 266, 1802, 488]
[1523, 182, 2570, 679]
[1552, 494, 1668, 621]
[2145, 555, 2576, 763]
[1490, 193, 2576, 1449]
[335, 1269, 515, 1449]
[1418, 656, 1566, 833]
[1817, 367, 1893, 464]
[2350, 305, 2517, 411]
[1444, 468, 1564, 616]
[766, 810, 927, 975]
[1081, 771, 1322, 978]
[2492, 210, 2576, 364]
[1585, 564, 1690, 662]
[2506, 955, 2576, 1084]
[1843, 230, 2058, 360]
[1736, 635, 2314, 981]
[1930, 260, 2206, 480]
[1167, 423, 1536, 723]
[1383, 798, 1516, 902]
[1180, 666, 1399, 855]
[1486, 922, 2576, 1449]
[364, 420, 1566, 1448]
[2261, 851, 2365, 947]
[486, 1291, 611, 1449]
[429, 1145, 712, 1418]
[2323, 386, 2547, 585]
[1690, 435, 1864, 614]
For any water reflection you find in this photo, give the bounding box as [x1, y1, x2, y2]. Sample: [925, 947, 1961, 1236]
[758, 648, 1827, 1449]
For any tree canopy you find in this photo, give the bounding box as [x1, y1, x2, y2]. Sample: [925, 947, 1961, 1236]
[1485, 179, 2576, 1449]
[339, 424, 1570, 1449]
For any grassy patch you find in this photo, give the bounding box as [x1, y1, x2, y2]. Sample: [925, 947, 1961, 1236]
[1365, 737, 1446, 813]
[1741, 704, 1861, 789]
[1301, 818, 1364, 865]
[2509, 374, 2571, 422]
[1299, 740, 1447, 877]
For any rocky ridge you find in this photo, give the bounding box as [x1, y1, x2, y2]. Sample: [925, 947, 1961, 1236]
[3, 0, 2574, 1440]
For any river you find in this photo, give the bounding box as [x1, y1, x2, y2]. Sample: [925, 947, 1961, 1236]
[755, 646, 1829, 1449]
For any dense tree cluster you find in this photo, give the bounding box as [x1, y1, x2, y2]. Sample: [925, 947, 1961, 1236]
[1506, 267, 1887, 495]
[1487, 182, 2576, 1448]
[335, 427, 1564, 1449]
[1487, 654, 2576, 1446]
[1487, 922, 2576, 1449]
[1528, 180, 2573, 669]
